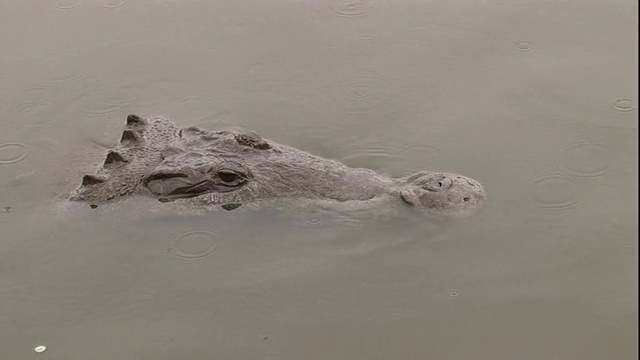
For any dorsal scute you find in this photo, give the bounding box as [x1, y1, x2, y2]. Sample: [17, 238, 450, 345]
[104, 151, 128, 165]
[126, 114, 146, 126]
[82, 174, 106, 186]
[120, 130, 141, 144]
[235, 131, 271, 150]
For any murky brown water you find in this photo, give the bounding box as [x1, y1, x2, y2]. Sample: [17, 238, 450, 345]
[1, 1, 637, 359]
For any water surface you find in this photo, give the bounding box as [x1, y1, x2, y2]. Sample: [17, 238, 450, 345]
[0, 1, 637, 359]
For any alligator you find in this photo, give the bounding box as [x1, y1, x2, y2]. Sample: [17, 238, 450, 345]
[70, 114, 486, 217]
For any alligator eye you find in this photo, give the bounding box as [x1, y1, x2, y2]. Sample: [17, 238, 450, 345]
[218, 171, 239, 183]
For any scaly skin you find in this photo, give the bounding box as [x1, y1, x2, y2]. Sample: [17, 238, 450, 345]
[71, 115, 486, 217]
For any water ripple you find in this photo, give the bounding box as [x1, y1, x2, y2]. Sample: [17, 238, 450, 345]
[18, 87, 48, 108]
[337, 137, 447, 177]
[339, 140, 400, 173]
[331, 0, 369, 18]
[55, 0, 83, 10]
[276, 123, 345, 158]
[481, 0, 572, 7]
[515, 41, 534, 52]
[396, 141, 447, 177]
[343, 82, 374, 102]
[358, 30, 377, 42]
[103, 0, 126, 9]
[14, 86, 57, 130]
[305, 216, 324, 226]
[562, 141, 612, 179]
[339, 73, 394, 115]
[38, 49, 85, 87]
[0, 142, 30, 165]
[82, 75, 169, 119]
[610, 98, 636, 113]
[159, 95, 226, 127]
[166, 229, 220, 261]
[527, 174, 581, 212]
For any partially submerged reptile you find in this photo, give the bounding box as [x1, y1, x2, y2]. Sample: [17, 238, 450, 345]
[70, 115, 486, 217]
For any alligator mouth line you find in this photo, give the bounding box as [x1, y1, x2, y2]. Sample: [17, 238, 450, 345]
[167, 178, 247, 196]
[169, 180, 213, 195]
[144, 172, 188, 185]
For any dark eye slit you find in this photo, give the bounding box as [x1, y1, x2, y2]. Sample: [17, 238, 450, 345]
[219, 172, 241, 182]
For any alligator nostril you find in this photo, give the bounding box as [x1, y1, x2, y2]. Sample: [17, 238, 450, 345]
[463, 197, 470, 202]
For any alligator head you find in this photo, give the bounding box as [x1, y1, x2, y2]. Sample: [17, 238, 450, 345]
[71, 114, 486, 217]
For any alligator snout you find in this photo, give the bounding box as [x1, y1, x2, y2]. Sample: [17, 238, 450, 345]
[399, 172, 486, 217]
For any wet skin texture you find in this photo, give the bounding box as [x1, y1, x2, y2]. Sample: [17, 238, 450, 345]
[71, 115, 486, 217]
